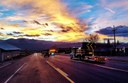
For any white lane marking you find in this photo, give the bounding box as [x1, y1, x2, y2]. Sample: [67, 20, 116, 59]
[0, 63, 11, 69]
[46, 61, 75, 83]
[4, 63, 26, 83]
[94, 64, 128, 73]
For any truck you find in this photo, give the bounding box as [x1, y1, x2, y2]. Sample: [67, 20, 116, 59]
[70, 42, 107, 63]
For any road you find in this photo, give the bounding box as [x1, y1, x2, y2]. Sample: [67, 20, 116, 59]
[0, 53, 128, 83]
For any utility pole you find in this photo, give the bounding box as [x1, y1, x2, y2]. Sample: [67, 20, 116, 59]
[112, 25, 117, 54]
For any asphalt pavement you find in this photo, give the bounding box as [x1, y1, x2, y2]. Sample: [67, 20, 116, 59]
[0, 53, 128, 83]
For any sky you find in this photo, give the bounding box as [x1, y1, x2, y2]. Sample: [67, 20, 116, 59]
[0, 0, 128, 42]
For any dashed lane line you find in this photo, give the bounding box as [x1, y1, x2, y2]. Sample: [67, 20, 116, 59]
[46, 61, 75, 83]
[4, 63, 26, 83]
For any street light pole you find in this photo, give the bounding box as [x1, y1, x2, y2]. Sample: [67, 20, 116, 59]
[112, 25, 117, 54]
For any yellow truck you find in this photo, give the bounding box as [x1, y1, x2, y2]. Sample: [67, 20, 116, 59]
[70, 43, 107, 63]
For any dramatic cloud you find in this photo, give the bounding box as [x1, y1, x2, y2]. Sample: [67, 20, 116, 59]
[97, 26, 128, 37]
[24, 34, 40, 37]
[86, 0, 128, 34]
[43, 33, 52, 36]
[13, 31, 23, 34]
[0, 0, 88, 42]
[0, 13, 3, 16]
[0, 0, 127, 42]
[104, 8, 115, 14]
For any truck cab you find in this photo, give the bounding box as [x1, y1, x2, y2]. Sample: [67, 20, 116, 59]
[70, 47, 85, 60]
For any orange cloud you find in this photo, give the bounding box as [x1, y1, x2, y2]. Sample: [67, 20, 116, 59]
[1, 0, 87, 42]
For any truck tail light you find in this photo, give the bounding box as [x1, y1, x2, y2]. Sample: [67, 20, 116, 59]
[94, 58, 97, 61]
[105, 58, 108, 61]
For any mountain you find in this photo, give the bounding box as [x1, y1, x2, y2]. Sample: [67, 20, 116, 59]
[3, 38, 82, 51]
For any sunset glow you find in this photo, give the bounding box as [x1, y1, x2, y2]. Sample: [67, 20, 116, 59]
[0, 0, 128, 42]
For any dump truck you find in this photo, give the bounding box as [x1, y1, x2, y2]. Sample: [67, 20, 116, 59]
[70, 42, 107, 63]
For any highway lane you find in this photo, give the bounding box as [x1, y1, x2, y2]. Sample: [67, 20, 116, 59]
[0, 54, 32, 83]
[7, 53, 69, 83]
[103, 60, 128, 70]
[55, 54, 128, 71]
[0, 53, 128, 83]
[48, 54, 128, 83]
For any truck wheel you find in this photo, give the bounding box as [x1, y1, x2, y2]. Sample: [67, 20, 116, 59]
[79, 56, 82, 60]
[70, 55, 73, 59]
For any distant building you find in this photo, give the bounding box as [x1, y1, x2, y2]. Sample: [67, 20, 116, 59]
[0, 42, 21, 62]
[94, 43, 113, 56]
[116, 43, 128, 56]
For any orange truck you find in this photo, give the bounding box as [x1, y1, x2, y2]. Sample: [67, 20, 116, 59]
[49, 48, 57, 56]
